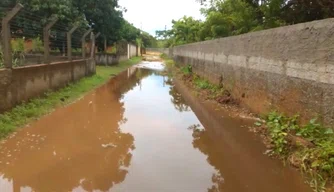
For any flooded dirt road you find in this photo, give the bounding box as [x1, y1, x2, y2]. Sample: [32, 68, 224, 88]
[0, 62, 312, 192]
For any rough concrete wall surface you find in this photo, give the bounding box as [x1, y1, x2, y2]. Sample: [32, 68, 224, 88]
[95, 54, 129, 66]
[119, 55, 128, 62]
[0, 59, 96, 113]
[95, 54, 119, 66]
[116, 41, 128, 55]
[128, 44, 137, 58]
[172, 18, 334, 126]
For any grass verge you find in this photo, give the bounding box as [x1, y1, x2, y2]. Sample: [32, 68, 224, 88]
[178, 64, 236, 104]
[161, 54, 235, 104]
[0, 57, 142, 139]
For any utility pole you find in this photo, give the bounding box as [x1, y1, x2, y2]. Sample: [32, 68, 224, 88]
[164, 25, 167, 40]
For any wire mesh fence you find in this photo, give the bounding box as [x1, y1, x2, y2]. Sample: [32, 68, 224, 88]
[0, 4, 97, 69]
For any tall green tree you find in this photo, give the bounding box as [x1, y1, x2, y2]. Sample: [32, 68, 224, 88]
[201, 0, 260, 38]
[159, 0, 333, 47]
[166, 16, 203, 47]
[0, 0, 153, 51]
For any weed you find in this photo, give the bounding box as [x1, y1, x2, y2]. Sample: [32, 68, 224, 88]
[32, 37, 44, 52]
[11, 38, 25, 52]
[195, 79, 211, 89]
[160, 53, 170, 60]
[265, 112, 299, 155]
[261, 111, 334, 192]
[160, 53, 175, 67]
[191, 74, 225, 98]
[165, 59, 175, 67]
[181, 64, 192, 75]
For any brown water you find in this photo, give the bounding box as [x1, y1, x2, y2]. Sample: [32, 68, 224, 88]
[0, 62, 312, 192]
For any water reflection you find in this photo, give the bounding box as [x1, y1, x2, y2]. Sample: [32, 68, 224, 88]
[189, 125, 225, 192]
[0, 63, 312, 192]
[181, 86, 313, 192]
[0, 70, 138, 192]
[110, 68, 216, 192]
[165, 77, 191, 112]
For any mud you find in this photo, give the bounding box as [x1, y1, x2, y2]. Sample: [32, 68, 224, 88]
[0, 62, 312, 192]
[142, 52, 162, 62]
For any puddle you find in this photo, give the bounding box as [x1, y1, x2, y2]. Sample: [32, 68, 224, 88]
[0, 62, 312, 192]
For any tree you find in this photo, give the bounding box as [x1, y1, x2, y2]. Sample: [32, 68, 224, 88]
[119, 20, 140, 44]
[140, 31, 157, 48]
[163, 16, 203, 47]
[165, 0, 332, 46]
[0, 0, 152, 51]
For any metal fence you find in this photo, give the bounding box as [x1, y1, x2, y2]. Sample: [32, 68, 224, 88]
[0, 4, 100, 69]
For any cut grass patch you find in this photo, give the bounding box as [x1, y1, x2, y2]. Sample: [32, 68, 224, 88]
[0, 57, 142, 139]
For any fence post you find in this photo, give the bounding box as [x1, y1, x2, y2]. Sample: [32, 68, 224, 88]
[95, 32, 101, 39]
[104, 36, 107, 52]
[90, 32, 95, 59]
[43, 17, 58, 64]
[81, 29, 92, 59]
[67, 25, 79, 61]
[1, 4, 24, 68]
[93, 32, 100, 54]
[127, 44, 130, 59]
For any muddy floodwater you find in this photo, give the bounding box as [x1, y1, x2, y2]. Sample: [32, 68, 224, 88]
[0, 62, 312, 192]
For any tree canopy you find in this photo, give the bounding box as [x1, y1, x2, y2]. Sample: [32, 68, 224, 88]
[0, 0, 157, 50]
[158, 0, 334, 48]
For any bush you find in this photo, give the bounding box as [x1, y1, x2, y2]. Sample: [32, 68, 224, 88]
[32, 37, 44, 52]
[11, 38, 25, 53]
[181, 64, 192, 75]
[260, 112, 334, 192]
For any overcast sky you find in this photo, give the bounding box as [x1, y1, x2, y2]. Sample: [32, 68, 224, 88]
[118, 0, 204, 36]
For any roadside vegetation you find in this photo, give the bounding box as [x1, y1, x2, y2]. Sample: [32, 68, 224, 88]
[160, 53, 334, 192]
[257, 113, 334, 192]
[0, 57, 141, 139]
[162, 52, 237, 106]
[179, 64, 236, 105]
[161, 53, 175, 68]
[156, 0, 333, 48]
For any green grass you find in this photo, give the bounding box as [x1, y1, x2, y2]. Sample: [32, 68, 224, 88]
[0, 57, 142, 139]
[160, 53, 175, 67]
[160, 53, 169, 60]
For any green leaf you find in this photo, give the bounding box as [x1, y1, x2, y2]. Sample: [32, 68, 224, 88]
[309, 118, 317, 124]
[311, 160, 320, 168]
[324, 129, 334, 135]
[254, 122, 262, 126]
[321, 164, 332, 171]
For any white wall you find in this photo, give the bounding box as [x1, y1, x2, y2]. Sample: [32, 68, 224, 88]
[128, 44, 137, 59]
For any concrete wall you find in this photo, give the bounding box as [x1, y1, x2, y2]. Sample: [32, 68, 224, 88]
[95, 53, 127, 66]
[128, 44, 137, 59]
[0, 59, 96, 112]
[18, 54, 82, 66]
[171, 18, 334, 126]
